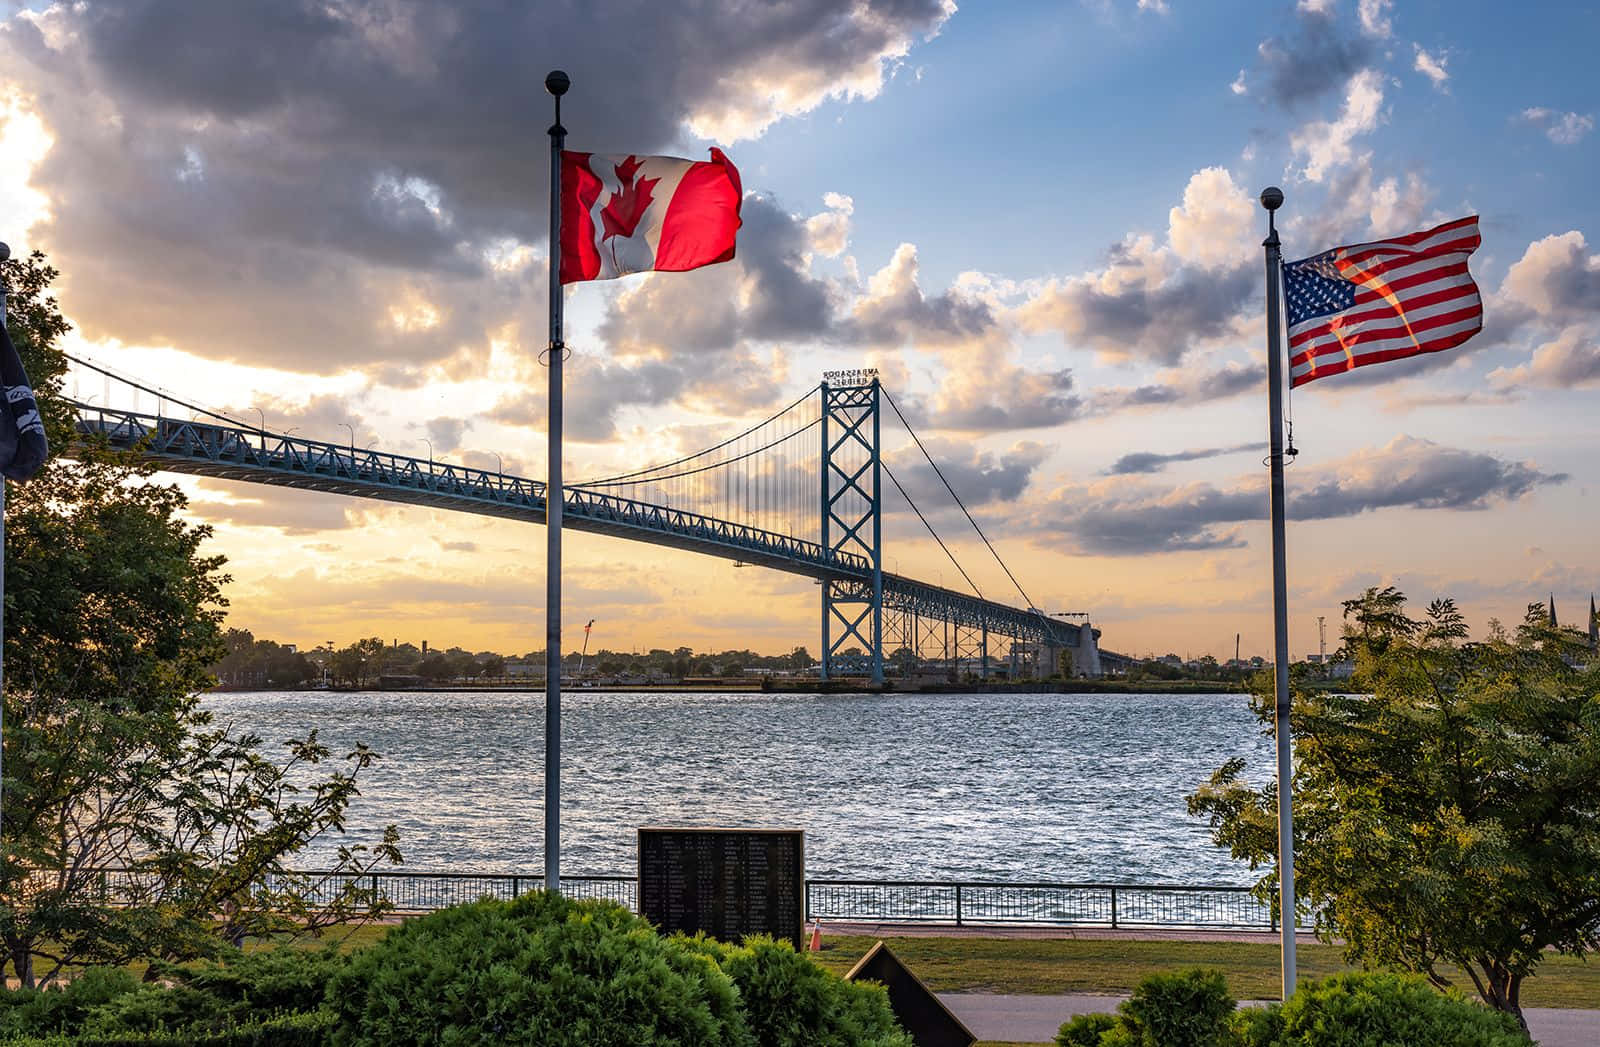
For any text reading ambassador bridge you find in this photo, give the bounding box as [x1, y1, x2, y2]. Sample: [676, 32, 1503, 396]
[65, 359, 1106, 682]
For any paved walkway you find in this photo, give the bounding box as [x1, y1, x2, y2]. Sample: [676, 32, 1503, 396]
[938, 992, 1597, 1047]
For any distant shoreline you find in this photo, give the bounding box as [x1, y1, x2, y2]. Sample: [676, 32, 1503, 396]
[208, 679, 1247, 696]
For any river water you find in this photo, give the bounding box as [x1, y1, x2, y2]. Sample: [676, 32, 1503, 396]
[203, 690, 1276, 885]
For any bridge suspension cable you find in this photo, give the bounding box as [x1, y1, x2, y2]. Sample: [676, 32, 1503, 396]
[571, 384, 820, 487]
[63, 351, 259, 432]
[881, 386, 1038, 612]
[881, 460, 984, 598]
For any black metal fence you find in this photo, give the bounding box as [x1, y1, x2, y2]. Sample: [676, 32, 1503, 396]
[277, 871, 1292, 930]
[803, 879, 1289, 929]
[63, 868, 1299, 930]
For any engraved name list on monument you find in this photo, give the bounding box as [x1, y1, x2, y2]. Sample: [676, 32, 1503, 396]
[637, 827, 805, 948]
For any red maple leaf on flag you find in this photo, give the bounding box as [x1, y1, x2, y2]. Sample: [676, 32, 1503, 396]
[600, 156, 659, 243]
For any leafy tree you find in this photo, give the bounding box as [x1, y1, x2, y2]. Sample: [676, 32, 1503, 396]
[1188, 586, 1600, 1033]
[0, 252, 399, 987]
[1057, 649, 1075, 679]
[329, 637, 384, 687]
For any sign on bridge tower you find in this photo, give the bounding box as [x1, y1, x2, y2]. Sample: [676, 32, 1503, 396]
[820, 374, 883, 684]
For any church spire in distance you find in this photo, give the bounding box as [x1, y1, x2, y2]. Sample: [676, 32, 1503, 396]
[1548, 593, 1557, 628]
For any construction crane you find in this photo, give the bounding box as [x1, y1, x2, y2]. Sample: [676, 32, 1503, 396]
[577, 619, 596, 676]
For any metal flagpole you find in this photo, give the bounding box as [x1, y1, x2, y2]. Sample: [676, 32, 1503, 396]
[544, 70, 569, 894]
[1259, 186, 1297, 998]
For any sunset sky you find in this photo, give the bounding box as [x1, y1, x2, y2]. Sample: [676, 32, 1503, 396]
[1, 0, 1595, 661]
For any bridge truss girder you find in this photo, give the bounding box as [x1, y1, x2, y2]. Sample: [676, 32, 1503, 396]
[74, 401, 1100, 676]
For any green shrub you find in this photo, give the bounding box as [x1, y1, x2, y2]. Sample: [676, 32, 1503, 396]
[0, 968, 142, 1038]
[1119, 967, 1236, 1047]
[165, 945, 346, 1020]
[61, 1008, 335, 1046]
[708, 936, 913, 1047]
[326, 891, 749, 1046]
[1056, 1011, 1119, 1046]
[1247, 972, 1531, 1047]
[1054, 968, 1235, 1047]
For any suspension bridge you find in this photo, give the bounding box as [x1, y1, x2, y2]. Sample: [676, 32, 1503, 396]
[65, 360, 1105, 683]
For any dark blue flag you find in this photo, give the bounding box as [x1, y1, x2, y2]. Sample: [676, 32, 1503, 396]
[0, 278, 48, 482]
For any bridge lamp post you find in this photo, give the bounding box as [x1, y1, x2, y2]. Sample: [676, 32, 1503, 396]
[249, 406, 265, 451]
[339, 423, 354, 461]
[421, 437, 433, 470]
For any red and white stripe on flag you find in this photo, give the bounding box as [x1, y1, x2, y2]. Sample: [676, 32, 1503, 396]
[560, 149, 742, 284]
[1284, 216, 1483, 387]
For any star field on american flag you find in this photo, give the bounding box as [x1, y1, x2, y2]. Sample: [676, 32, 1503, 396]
[1283, 253, 1357, 327]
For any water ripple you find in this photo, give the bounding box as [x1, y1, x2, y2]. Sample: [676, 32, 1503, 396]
[203, 690, 1276, 885]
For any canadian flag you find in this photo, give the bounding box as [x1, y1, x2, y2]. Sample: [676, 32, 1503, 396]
[560, 149, 742, 284]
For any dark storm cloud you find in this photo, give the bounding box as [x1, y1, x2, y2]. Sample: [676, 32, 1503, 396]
[2, 0, 953, 372]
[1037, 438, 1565, 556]
[1105, 443, 1257, 475]
[1254, 9, 1375, 110]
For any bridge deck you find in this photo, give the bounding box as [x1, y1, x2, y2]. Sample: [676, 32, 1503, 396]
[75, 405, 1085, 648]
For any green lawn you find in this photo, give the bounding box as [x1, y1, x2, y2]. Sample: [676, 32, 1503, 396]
[805, 934, 1600, 1009]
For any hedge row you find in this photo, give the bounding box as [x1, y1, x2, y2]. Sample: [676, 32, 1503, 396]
[1056, 967, 1533, 1047]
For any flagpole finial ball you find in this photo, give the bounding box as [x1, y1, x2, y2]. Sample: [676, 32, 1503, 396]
[1260, 186, 1284, 212]
[545, 70, 570, 97]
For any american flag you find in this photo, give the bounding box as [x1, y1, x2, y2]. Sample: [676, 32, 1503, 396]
[1283, 216, 1483, 387]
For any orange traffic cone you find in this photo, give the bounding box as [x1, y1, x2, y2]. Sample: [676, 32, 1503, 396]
[808, 921, 822, 952]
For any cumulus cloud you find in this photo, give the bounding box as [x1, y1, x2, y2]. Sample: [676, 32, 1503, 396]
[1499, 231, 1600, 323]
[1093, 361, 1266, 411]
[916, 364, 1085, 433]
[1518, 108, 1595, 146]
[0, 0, 953, 376]
[1031, 437, 1565, 556]
[1104, 443, 1256, 475]
[848, 243, 997, 348]
[1019, 234, 1254, 366]
[219, 392, 376, 446]
[888, 439, 1050, 507]
[805, 192, 854, 258]
[1357, 0, 1393, 39]
[1167, 168, 1255, 271]
[1413, 45, 1449, 90]
[423, 416, 470, 454]
[1490, 326, 1600, 390]
[1255, 7, 1376, 110]
[1291, 69, 1385, 182]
